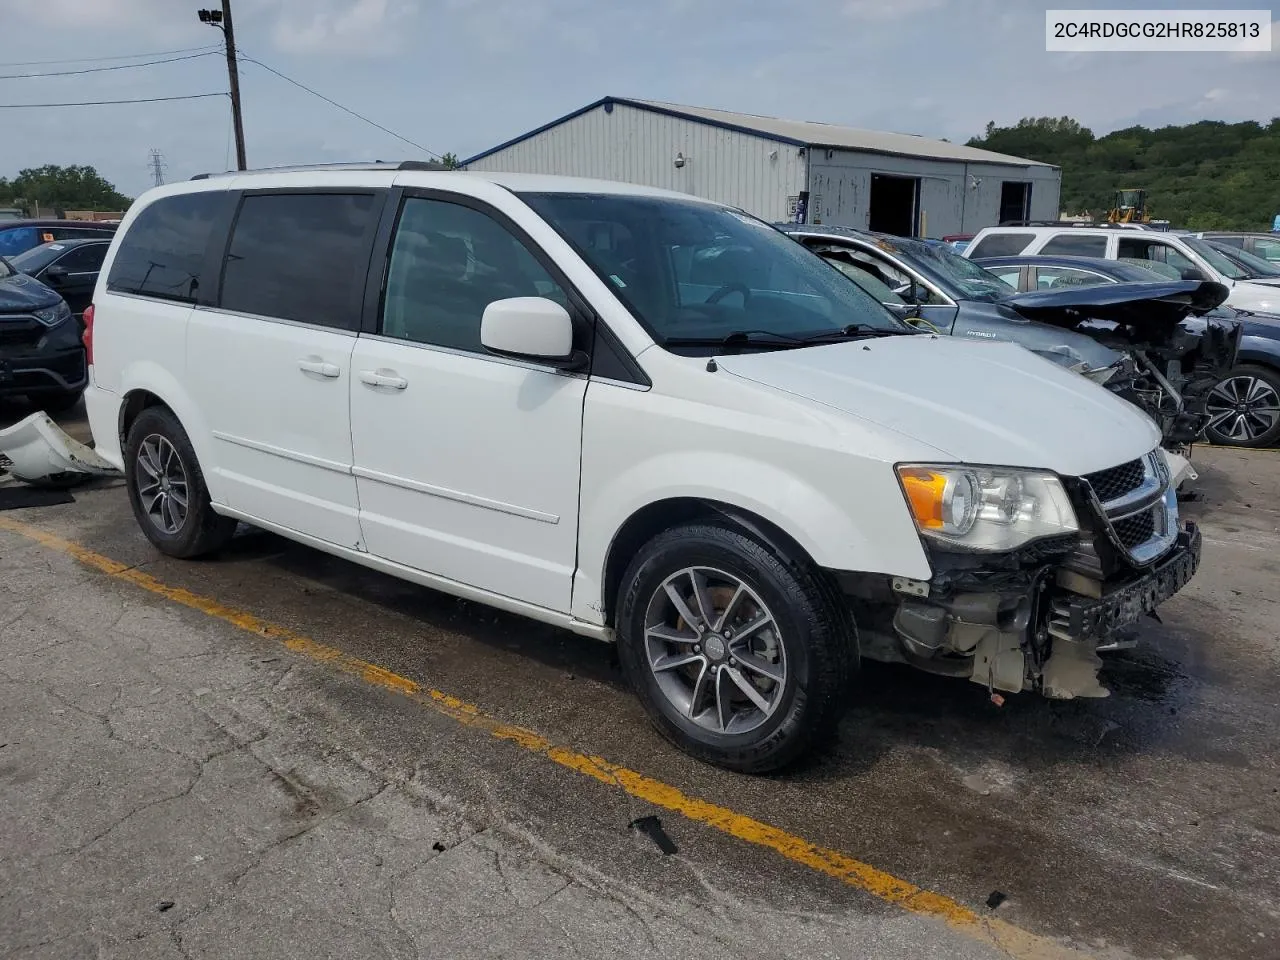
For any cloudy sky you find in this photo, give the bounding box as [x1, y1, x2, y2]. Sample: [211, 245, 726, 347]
[3, 0, 1278, 198]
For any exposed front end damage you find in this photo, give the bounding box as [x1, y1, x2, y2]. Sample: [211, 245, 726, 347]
[0, 411, 121, 486]
[838, 450, 1201, 699]
[1005, 282, 1242, 456]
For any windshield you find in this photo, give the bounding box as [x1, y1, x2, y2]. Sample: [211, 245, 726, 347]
[1181, 236, 1248, 279]
[520, 193, 908, 347]
[9, 242, 65, 275]
[1209, 241, 1280, 278]
[904, 239, 1012, 302]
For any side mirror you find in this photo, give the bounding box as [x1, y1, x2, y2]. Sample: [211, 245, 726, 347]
[481, 297, 586, 370]
[44, 265, 68, 285]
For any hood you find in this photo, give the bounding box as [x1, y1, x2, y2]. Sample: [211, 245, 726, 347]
[1227, 281, 1280, 313]
[951, 299, 1123, 372]
[1002, 280, 1231, 348]
[0, 272, 61, 313]
[716, 335, 1160, 478]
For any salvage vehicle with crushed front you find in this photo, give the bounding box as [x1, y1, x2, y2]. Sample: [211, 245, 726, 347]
[81, 169, 1201, 772]
[778, 225, 1240, 454]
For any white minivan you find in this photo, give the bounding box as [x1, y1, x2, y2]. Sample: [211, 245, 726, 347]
[83, 164, 1200, 771]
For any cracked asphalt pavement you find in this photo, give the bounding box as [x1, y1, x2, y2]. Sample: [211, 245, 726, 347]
[1, 399, 1278, 960]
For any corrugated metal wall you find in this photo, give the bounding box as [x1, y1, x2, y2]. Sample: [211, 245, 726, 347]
[465, 102, 808, 223]
[806, 150, 1061, 237]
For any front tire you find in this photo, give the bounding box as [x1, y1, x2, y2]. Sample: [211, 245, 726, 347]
[1205, 365, 1280, 448]
[616, 522, 854, 773]
[124, 406, 236, 558]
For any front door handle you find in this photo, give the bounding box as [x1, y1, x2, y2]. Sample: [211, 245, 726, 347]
[297, 357, 341, 378]
[359, 369, 408, 390]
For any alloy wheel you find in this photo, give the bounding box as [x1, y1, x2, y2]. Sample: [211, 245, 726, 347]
[135, 434, 190, 535]
[643, 567, 787, 735]
[1206, 375, 1280, 443]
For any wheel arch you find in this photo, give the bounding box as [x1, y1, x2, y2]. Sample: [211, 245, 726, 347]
[599, 496, 821, 629]
[115, 363, 220, 498]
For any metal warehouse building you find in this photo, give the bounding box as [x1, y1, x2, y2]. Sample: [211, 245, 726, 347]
[463, 97, 1061, 238]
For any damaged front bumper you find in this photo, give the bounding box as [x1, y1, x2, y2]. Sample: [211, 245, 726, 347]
[0, 411, 121, 486]
[838, 452, 1203, 700]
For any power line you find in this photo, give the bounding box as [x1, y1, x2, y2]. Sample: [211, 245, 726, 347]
[0, 45, 222, 69]
[0, 51, 221, 80]
[237, 54, 443, 161]
[0, 93, 228, 109]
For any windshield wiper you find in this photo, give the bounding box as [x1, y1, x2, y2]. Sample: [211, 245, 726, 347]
[665, 324, 910, 352]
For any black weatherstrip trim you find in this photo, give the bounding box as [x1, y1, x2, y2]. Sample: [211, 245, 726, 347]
[197, 190, 242, 307]
[362, 186, 404, 335]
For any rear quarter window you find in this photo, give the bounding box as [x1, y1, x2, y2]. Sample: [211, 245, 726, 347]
[218, 192, 381, 329]
[966, 233, 1034, 259]
[107, 193, 223, 303]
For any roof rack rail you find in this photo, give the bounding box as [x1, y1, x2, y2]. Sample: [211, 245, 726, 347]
[190, 159, 451, 181]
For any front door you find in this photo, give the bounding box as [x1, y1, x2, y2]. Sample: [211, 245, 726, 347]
[350, 193, 587, 613]
[186, 190, 383, 549]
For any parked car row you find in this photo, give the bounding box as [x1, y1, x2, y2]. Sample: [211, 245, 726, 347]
[0, 220, 116, 410]
[776, 224, 1247, 455]
[62, 165, 1203, 772]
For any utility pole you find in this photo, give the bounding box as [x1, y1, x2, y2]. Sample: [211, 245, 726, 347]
[198, 2, 246, 170]
[148, 149, 167, 187]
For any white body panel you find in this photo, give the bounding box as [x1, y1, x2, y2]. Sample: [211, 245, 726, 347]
[349, 335, 586, 612]
[185, 309, 363, 549]
[86, 168, 1164, 639]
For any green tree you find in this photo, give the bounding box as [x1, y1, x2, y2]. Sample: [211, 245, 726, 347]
[0, 164, 131, 216]
[439, 152, 461, 169]
[968, 117, 1280, 231]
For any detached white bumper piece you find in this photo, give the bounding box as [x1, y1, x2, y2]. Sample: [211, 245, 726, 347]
[0, 412, 121, 486]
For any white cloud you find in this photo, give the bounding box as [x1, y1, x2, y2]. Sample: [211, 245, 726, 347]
[843, 0, 946, 22]
[270, 0, 414, 56]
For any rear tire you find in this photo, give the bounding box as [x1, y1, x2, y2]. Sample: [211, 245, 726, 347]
[616, 522, 854, 773]
[1205, 365, 1280, 448]
[124, 406, 236, 558]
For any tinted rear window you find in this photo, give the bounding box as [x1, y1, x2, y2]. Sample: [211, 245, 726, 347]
[966, 233, 1034, 259]
[107, 193, 222, 303]
[1040, 234, 1108, 257]
[219, 192, 380, 329]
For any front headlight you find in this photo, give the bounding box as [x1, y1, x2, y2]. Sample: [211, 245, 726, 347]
[896, 464, 1078, 552]
[33, 301, 72, 327]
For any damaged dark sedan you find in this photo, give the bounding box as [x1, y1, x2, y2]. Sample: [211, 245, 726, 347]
[777, 225, 1241, 457]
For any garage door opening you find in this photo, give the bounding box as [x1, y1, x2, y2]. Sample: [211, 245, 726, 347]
[999, 182, 1032, 225]
[868, 174, 920, 237]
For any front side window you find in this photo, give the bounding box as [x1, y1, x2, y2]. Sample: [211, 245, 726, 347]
[1039, 234, 1108, 257]
[966, 233, 1034, 259]
[1254, 237, 1280, 262]
[984, 266, 1023, 290]
[108, 193, 221, 302]
[380, 197, 570, 351]
[221, 192, 379, 328]
[521, 193, 906, 348]
[58, 244, 108, 272]
[1117, 238, 1209, 281]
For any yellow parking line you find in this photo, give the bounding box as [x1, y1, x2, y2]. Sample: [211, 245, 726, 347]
[0, 514, 1089, 960]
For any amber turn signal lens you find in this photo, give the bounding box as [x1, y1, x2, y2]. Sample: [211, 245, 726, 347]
[899, 469, 948, 530]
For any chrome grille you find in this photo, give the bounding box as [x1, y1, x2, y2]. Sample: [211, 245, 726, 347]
[1083, 458, 1145, 503]
[1113, 511, 1156, 550]
[1087, 450, 1177, 565]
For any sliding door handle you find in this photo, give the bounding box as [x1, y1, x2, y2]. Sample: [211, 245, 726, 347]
[359, 369, 408, 390]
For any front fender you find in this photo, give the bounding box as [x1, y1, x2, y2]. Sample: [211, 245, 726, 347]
[573, 449, 931, 625]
